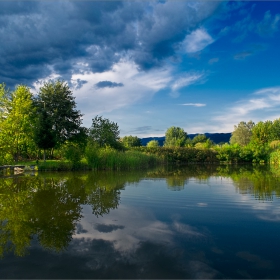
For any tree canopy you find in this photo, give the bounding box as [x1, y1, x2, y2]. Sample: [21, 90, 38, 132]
[147, 140, 159, 147]
[230, 121, 255, 146]
[192, 134, 208, 145]
[164, 126, 187, 147]
[121, 135, 142, 147]
[89, 115, 120, 148]
[33, 109, 56, 161]
[34, 80, 83, 147]
[0, 85, 35, 162]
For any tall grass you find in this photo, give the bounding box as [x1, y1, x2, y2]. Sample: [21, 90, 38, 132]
[132, 147, 219, 163]
[85, 146, 160, 170]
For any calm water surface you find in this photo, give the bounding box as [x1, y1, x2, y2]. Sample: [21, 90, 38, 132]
[0, 165, 280, 279]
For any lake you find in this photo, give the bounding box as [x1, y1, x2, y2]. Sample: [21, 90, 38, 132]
[0, 164, 280, 279]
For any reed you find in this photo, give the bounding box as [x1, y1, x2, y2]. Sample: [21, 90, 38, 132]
[85, 146, 160, 170]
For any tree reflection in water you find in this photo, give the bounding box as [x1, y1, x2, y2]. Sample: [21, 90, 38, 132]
[1, 165, 280, 257]
[0, 171, 144, 257]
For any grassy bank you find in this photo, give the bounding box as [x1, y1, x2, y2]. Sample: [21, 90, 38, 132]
[13, 148, 161, 171]
[5, 144, 276, 172]
[132, 146, 219, 163]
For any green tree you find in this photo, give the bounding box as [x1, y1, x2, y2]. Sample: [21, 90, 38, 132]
[147, 140, 159, 147]
[34, 80, 83, 148]
[230, 121, 255, 146]
[89, 115, 120, 148]
[192, 134, 208, 145]
[121, 135, 141, 148]
[270, 118, 280, 141]
[251, 120, 273, 144]
[33, 110, 56, 161]
[164, 126, 187, 147]
[0, 85, 35, 162]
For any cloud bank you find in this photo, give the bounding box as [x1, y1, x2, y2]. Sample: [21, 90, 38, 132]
[0, 1, 220, 87]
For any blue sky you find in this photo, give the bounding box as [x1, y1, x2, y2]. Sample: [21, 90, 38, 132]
[1, 1, 280, 137]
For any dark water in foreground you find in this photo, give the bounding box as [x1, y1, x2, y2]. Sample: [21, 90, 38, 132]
[1, 164, 280, 279]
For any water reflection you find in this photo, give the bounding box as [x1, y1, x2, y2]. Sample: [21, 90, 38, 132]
[0, 165, 280, 278]
[0, 171, 145, 257]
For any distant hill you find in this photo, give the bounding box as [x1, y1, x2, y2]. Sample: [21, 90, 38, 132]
[140, 133, 232, 146]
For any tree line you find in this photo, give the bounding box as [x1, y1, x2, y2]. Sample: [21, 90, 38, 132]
[1, 79, 280, 166]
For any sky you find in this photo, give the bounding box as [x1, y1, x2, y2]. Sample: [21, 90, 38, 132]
[1, 0, 280, 137]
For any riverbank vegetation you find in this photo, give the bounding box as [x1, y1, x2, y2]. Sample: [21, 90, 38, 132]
[1, 80, 280, 171]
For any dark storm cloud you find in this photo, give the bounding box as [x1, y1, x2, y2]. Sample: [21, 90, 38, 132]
[95, 81, 124, 89]
[0, 1, 220, 87]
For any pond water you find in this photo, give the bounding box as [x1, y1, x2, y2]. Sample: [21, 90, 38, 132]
[0, 164, 280, 279]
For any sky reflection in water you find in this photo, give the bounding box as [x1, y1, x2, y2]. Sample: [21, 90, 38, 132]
[0, 165, 280, 278]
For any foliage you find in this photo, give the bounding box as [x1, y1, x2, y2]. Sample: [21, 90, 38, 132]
[0, 85, 36, 162]
[133, 146, 218, 163]
[164, 126, 188, 147]
[270, 140, 280, 149]
[34, 80, 83, 147]
[0, 173, 125, 256]
[230, 121, 254, 146]
[147, 140, 159, 147]
[215, 142, 271, 163]
[62, 144, 83, 168]
[85, 145, 159, 170]
[192, 134, 208, 145]
[215, 144, 241, 162]
[33, 109, 56, 161]
[270, 150, 280, 165]
[89, 115, 120, 149]
[195, 139, 214, 149]
[251, 120, 273, 144]
[121, 135, 142, 148]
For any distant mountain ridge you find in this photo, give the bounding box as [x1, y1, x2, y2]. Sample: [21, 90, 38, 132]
[140, 133, 232, 146]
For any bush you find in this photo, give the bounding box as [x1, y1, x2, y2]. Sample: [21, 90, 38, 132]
[63, 144, 82, 167]
[147, 140, 159, 147]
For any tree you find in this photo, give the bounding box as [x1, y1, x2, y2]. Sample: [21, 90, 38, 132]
[147, 140, 159, 147]
[89, 115, 120, 148]
[164, 126, 187, 147]
[251, 120, 273, 144]
[270, 118, 280, 141]
[192, 134, 208, 145]
[0, 85, 36, 162]
[230, 121, 255, 146]
[121, 135, 141, 148]
[33, 110, 56, 161]
[34, 80, 83, 148]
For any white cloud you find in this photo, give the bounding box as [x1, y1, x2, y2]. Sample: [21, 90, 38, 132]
[208, 57, 219, 64]
[183, 28, 214, 53]
[257, 10, 280, 36]
[211, 86, 280, 132]
[171, 73, 204, 92]
[40, 60, 172, 128]
[74, 204, 174, 253]
[180, 103, 206, 107]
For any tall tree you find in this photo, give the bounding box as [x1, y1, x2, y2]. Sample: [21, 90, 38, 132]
[0, 85, 35, 162]
[89, 115, 120, 148]
[164, 126, 187, 147]
[33, 110, 56, 161]
[251, 120, 273, 144]
[34, 80, 83, 148]
[230, 121, 255, 146]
